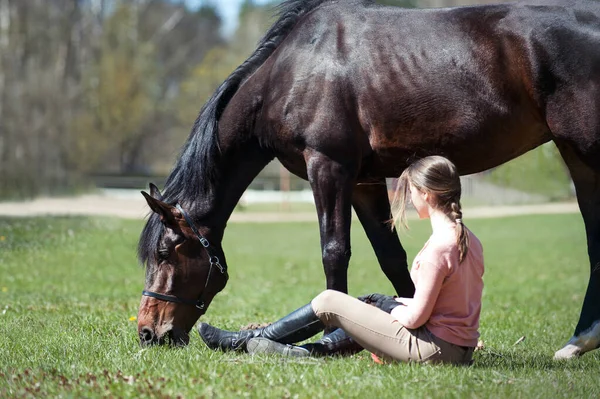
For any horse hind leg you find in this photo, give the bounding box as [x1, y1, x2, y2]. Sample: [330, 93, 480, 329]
[352, 179, 415, 297]
[553, 140, 600, 359]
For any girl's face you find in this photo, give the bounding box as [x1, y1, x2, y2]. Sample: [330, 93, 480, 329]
[409, 182, 430, 219]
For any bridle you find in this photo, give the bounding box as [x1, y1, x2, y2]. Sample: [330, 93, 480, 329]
[142, 204, 228, 314]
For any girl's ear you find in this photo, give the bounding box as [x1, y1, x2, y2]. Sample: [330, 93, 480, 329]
[422, 190, 438, 210]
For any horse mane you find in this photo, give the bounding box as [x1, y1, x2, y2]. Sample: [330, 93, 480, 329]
[138, 0, 333, 266]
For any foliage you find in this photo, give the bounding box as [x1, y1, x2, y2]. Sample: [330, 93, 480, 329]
[485, 143, 573, 200]
[0, 0, 84, 199]
[1, 214, 599, 397]
[0, 0, 223, 199]
[71, 4, 157, 173]
[74, 2, 223, 175]
[177, 2, 275, 129]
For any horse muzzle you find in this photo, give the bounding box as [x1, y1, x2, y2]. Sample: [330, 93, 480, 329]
[138, 325, 190, 347]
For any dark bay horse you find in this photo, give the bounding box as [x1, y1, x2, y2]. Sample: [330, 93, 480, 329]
[137, 0, 600, 359]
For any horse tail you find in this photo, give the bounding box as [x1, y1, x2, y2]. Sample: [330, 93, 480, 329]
[163, 0, 332, 202]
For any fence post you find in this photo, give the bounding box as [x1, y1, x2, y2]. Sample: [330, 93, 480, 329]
[279, 163, 290, 211]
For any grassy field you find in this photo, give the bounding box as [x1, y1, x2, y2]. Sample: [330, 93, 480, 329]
[0, 214, 598, 398]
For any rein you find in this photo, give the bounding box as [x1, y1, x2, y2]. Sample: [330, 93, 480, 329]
[142, 204, 227, 314]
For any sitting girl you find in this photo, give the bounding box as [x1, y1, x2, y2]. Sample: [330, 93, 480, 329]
[198, 155, 484, 365]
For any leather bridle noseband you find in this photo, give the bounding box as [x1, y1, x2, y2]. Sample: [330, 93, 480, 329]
[142, 204, 228, 314]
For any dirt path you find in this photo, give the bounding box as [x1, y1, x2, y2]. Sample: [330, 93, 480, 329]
[0, 194, 580, 222]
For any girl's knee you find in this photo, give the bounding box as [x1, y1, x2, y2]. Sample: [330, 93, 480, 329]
[312, 289, 347, 313]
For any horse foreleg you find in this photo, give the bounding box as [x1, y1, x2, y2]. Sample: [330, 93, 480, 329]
[352, 180, 415, 297]
[306, 152, 357, 294]
[554, 142, 600, 359]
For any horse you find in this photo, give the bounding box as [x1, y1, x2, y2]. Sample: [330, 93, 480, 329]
[136, 0, 600, 359]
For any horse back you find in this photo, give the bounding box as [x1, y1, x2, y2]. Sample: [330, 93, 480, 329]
[250, 0, 600, 176]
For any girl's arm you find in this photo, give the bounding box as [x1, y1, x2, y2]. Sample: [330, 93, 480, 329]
[390, 261, 446, 328]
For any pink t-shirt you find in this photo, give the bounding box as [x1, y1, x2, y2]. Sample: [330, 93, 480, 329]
[393, 225, 484, 348]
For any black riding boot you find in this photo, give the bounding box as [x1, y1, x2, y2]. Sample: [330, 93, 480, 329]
[301, 327, 364, 356]
[198, 303, 324, 352]
[245, 328, 363, 357]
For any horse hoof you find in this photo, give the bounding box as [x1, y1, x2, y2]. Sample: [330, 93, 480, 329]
[553, 344, 581, 360]
[554, 322, 600, 360]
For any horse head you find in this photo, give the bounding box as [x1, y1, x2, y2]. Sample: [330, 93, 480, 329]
[136, 184, 228, 347]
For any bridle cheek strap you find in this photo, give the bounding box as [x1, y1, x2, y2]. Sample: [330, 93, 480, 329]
[142, 290, 206, 313]
[141, 203, 228, 313]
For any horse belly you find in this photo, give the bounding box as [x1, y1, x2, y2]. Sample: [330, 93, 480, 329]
[356, 64, 550, 176]
[364, 117, 550, 178]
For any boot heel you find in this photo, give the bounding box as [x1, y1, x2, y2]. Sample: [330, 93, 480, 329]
[247, 338, 310, 357]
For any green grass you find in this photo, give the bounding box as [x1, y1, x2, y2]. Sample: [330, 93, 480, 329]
[0, 214, 598, 398]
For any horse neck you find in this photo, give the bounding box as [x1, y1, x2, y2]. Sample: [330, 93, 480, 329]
[182, 65, 273, 241]
[190, 141, 273, 242]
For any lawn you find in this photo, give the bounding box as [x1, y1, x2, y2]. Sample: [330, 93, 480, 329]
[0, 214, 598, 398]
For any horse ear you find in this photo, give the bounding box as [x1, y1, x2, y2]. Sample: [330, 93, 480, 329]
[141, 191, 181, 224]
[149, 183, 163, 201]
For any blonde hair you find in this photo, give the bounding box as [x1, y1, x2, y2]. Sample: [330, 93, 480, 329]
[391, 156, 469, 263]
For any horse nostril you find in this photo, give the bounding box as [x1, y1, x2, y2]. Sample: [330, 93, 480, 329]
[140, 326, 155, 345]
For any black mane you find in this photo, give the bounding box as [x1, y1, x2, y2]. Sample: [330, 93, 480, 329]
[138, 0, 333, 266]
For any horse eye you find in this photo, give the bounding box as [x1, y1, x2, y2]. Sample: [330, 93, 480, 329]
[157, 249, 170, 260]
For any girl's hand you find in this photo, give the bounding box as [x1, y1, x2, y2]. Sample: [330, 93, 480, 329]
[394, 297, 413, 306]
[390, 305, 404, 319]
[390, 298, 411, 319]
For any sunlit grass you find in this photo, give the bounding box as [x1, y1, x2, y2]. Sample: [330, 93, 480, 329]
[0, 214, 598, 398]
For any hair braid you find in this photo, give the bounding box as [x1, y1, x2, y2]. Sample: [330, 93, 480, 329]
[450, 201, 469, 263]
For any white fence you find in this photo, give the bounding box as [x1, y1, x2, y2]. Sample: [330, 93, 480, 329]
[239, 174, 550, 206]
[93, 168, 556, 207]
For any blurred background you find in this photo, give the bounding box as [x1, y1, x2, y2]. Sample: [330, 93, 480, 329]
[0, 0, 574, 213]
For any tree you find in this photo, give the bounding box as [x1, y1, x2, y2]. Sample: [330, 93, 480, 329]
[72, 1, 223, 175]
[176, 1, 272, 147]
[0, 0, 91, 198]
[0, 0, 224, 199]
